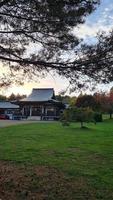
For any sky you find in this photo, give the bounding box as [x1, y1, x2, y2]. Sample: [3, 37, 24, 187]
[1, 0, 113, 96]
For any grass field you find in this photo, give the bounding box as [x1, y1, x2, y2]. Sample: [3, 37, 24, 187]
[0, 120, 113, 199]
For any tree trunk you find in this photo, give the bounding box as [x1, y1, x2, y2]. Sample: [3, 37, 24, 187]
[80, 121, 83, 128]
[110, 113, 112, 119]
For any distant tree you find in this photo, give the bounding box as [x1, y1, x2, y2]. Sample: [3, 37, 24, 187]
[0, 94, 7, 101]
[56, 95, 71, 104]
[107, 89, 113, 118]
[8, 93, 26, 101]
[8, 93, 16, 101]
[102, 94, 113, 119]
[76, 95, 98, 111]
[69, 96, 77, 106]
[15, 94, 26, 101]
[94, 91, 113, 119]
[56, 95, 77, 107]
[56, 95, 63, 102]
[93, 93, 103, 112]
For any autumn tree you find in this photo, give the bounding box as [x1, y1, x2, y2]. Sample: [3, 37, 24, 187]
[75, 94, 98, 111]
[94, 90, 113, 119]
[103, 91, 113, 119]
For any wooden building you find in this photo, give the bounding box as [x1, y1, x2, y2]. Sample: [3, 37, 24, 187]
[18, 88, 65, 120]
[0, 101, 19, 119]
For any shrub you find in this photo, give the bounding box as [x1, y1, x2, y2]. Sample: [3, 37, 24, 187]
[60, 111, 70, 126]
[61, 120, 70, 126]
[94, 112, 103, 122]
[61, 107, 94, 128]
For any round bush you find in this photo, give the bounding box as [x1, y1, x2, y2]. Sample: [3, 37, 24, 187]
[94, 112, 103, 122]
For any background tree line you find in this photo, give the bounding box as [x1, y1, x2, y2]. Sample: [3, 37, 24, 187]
[57, 87, 113, 119]
[58, 87, 113, 127]
[0, 93, 26, 101]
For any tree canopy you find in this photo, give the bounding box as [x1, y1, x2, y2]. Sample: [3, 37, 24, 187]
[0, 0, 107, 90]
[75, 94, 98, 110]
[61, 107, 95, 128]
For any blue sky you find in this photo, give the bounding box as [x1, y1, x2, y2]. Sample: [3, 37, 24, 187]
[4, 0, 113, 96]
[74, 0, 113, 43]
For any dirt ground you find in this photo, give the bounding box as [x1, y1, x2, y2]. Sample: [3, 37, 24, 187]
[0, 161, 97, 200]
[0, 120, 49, 127]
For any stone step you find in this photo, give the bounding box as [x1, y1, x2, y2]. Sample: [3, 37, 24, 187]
[27, 116, 41, 121]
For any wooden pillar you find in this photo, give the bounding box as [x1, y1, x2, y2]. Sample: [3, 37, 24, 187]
[45, 107, 48, 115]
[42, 106, 44, 114]
[22, 107, 25, 116]
[30, 106, 32, 116]
[54, 107, 56, 116]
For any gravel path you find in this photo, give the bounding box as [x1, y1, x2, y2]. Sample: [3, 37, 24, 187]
[0, 120, 42, 127]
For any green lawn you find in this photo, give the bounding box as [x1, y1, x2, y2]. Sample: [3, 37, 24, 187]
[0, 120, 113, 199]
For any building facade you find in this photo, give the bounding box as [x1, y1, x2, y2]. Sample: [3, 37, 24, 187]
[18, 88, 65, 120]
[0, 101, 19, 119]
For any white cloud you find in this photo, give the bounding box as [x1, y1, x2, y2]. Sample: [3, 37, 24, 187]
[72, 2, 113, 42]
[73, 23, 113, 40]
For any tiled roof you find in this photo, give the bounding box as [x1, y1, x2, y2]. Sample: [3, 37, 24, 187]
[21, 88, 55, 102]
[0, 101, 19, 109]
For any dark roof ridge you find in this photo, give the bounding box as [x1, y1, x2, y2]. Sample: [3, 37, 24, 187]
[32, 88, 54, 90]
